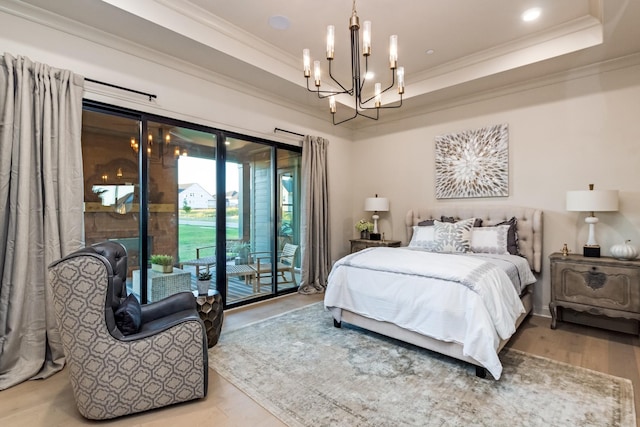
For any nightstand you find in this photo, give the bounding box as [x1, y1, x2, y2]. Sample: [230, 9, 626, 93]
[549, 253, 640, 336]
[350, 239, 401, 253]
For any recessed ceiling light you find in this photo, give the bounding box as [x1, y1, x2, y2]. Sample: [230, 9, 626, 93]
[268, 15, 290, 30]
[425, 49, 435, 55]
[521, 8, 541, 22]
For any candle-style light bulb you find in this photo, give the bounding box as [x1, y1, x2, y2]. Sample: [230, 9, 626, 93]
[362, 21, 371, 56]
[314, 60, 321, 87]
[303, 48, 311, 77]
[389, 35, 398, 69]
[329, 96, 336, 114]
[374, 83, 382, 108]
[326, 25, 335, 60]
[397, 66, 405, 94]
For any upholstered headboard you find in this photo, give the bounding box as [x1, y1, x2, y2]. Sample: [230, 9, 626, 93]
[405, 206, 543, 273]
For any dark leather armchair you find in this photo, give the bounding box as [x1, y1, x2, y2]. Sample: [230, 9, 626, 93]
[48, 241, 208, 420]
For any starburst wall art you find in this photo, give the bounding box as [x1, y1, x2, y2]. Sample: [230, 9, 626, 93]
[434, 123, 508, 199]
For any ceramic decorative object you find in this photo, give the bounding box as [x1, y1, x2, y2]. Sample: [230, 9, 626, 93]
[151, 263, 173, 273]
[197, 271, 212, 295]
[197, 280, 210, 295]
[150, 254, 174, 273]
[610, 240, 638, 260]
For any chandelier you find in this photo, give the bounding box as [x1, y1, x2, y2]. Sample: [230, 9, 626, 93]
[130, 128, 187, 159]
[303, 0, 404, 125]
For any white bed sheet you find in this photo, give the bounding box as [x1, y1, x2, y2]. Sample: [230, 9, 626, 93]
[324, 247, 532, 379]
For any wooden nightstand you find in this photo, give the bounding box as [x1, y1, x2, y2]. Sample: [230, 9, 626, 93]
[350, 239, 401, 253]
[549, 252, 640, 336]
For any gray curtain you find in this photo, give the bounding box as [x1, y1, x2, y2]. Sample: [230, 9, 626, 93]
[298, 135, 331, 294]
[0, 53, 84, 390]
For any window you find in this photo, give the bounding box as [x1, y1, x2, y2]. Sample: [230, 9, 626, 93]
[82, 101, 301, 308]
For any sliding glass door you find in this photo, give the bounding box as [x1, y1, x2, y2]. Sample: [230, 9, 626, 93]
[82, 101, 301, 308]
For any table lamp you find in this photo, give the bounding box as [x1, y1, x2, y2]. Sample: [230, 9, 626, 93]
[364, 194, 389, 241]
[566, 184, 618, 257]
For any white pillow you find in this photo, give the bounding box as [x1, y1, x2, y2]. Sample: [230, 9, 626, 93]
[470, 225, 511, 254]
[408, 225, 436, 250]
[432, 218, 475, 253]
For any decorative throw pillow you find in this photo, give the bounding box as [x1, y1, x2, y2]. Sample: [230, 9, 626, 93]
[115, 293, 142, 335]
[432, 218, 475, 253]
[417, 219, 435, 226]
[440, 216, 483, 227]
[408, 225, 436, 250]
[470, 225, 511, 254]
[496, 217, 519, 255]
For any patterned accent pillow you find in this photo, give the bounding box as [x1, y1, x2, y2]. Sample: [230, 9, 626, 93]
[115, 293, 142, 335]
[470, 225, 511, 254]
[440, 216, 483, 227]
[432, 218, 475, 253]
[408, 225, 436, 250]
[496, 217, 519, 255]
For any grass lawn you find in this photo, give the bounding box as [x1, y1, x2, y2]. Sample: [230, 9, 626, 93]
[178, 223, 239, 262]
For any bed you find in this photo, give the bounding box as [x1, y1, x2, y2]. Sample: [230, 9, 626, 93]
[324, 205, 543, 380]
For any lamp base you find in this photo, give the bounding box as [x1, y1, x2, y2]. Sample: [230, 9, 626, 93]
[369, 233, 381, 241]
[583, 245, 601, 258]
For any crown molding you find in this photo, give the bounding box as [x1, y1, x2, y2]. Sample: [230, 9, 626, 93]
[0, 0, 323, 120]
[350, 51, 640, 134]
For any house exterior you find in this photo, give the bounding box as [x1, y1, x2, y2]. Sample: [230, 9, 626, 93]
[178, 183, 214, 210]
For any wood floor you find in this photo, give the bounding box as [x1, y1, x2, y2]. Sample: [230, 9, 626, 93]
[1, 293, 639, 426]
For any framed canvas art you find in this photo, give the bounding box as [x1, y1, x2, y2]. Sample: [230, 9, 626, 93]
[435, 123, 509, 199]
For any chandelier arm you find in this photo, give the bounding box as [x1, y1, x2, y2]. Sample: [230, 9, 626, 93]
[358, 55, 369, 95]
[305, 78, 351, 98]
[359, 95, 403, 110]
[327, 60, 353, 94]
[332, 108, 379, 125]
[332, 109, 359, 125]
[359, 68, 397, 105]
[356, 109, 380, 121]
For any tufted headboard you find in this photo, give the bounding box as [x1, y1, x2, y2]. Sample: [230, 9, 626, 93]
[405, 206, 543, 273]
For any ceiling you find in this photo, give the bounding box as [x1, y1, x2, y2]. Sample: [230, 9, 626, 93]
[16, 0, 640, 128]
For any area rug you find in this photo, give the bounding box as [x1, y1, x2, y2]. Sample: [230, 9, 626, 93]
[208, 303, 636, 427]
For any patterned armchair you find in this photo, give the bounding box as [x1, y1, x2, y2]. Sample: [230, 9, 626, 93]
[48, 241, 208, 420]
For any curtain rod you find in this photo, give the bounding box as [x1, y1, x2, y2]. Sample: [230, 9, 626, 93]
[274, 127, 304, 138]
[85, 78, 157, 101]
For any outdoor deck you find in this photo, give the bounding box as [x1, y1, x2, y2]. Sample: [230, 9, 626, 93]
[128, 265, 299, 304]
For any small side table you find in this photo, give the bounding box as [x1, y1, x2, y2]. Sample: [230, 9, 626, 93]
[549, 252, 640, 335]
[350, 239, 402, 254]
[193, 290, 224, 348]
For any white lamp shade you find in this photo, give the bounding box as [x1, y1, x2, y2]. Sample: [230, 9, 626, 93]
[566, 190, 619, 212]
[364, 197, 389, 212]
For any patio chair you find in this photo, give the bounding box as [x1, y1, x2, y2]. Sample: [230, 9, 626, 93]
[179, 244, 216, 276]
[48, 241, 208, 420]
[179, 241, 243, 276]
[249, 243, 299, 286]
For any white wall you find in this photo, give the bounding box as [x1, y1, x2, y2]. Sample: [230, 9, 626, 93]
[347, 57, 640, 316]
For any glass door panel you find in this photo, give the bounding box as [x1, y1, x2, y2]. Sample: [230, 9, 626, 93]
[81, 109, 141, 296]
[174, 127, 218, 300]
[225, 137, 273, 303]
[276, 148, 302, 291]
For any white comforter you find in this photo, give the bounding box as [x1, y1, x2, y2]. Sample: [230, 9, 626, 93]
[324, 247, 529, 379]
